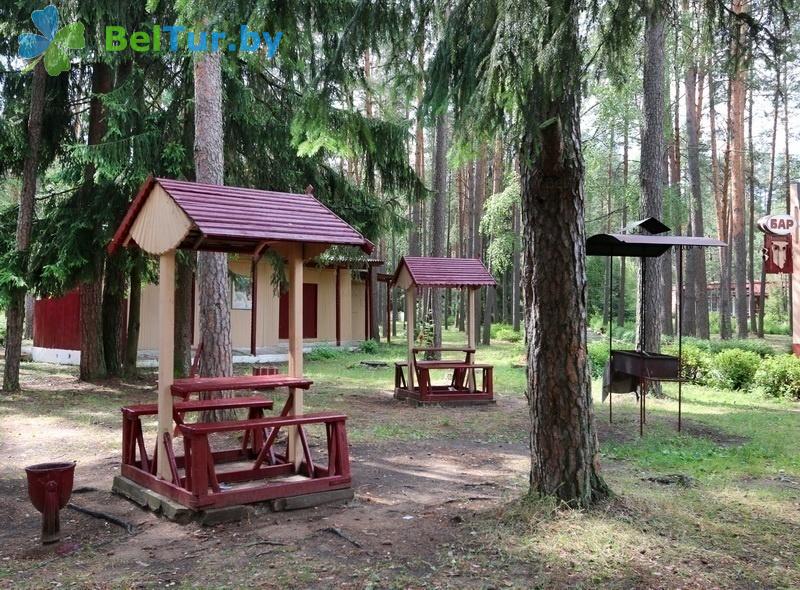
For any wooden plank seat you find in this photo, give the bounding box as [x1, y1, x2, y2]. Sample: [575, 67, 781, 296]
[394, 362, 408, 389]
[177, 412, 350, 504]
[121, 397, 274, 475]
[171, 374, 313, 400]
[398, 347, 494, 404]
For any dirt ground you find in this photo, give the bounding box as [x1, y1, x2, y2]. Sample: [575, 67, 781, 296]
[0, 367, 537, 589]
[1, 360, 799, 589]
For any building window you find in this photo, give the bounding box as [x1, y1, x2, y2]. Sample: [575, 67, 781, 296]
[230, 273, 252, 310]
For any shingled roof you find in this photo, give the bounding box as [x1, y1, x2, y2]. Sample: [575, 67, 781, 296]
[393, 256, 496, 288]
[108, 177, 374, 256]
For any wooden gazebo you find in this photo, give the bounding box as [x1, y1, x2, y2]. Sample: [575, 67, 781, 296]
[107, 177, 372, 512]
[392, 257, 496, 405]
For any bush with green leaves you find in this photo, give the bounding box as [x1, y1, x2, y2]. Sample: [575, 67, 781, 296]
[495, 326, 522, 343]
[683, 337, 775, 358]
[305, 345, 340, 361]
[662, 343, 712, 384]
[358, 339, 379, 354]
[587, 341, 610, 378]
[754, 354, 800, 400]
[709, 349, 762, 390]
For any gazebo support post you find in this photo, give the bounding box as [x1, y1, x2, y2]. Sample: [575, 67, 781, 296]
[157, 250, 176, 480]
[288, 245, 304, 469]
[335, 266, 341, 347]
[467, 287, 476, 390]
[406, 287, 416, 391]
[250, 257, 258, 356]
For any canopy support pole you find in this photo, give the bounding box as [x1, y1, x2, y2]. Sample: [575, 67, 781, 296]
[157, 250, 176, 480]
[678, 246, 684, 432]
[288, 245, 304, 469]
[406, 287, 416, 391]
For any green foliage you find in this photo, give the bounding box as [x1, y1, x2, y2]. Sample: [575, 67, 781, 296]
[754, 355, 800, 400]
[587, 341, 610, 378]
[662, 343, 713, 384]
[481, 176, 520, 275]
[358, 339, 379, 354]
[305, 346, 341, 361]
[709, 349, 762, 390]
[492, 324, 521, 343]
[762, 286, 790, 335]
[683, 337, 775, 358]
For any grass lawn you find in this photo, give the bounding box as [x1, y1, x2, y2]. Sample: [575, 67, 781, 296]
[0, 329, 798, 588]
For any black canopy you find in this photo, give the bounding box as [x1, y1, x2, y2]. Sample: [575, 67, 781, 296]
[586, 233, 726, 258]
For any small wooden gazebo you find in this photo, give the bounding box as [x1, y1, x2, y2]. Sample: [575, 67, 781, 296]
[392, 256, 496, 405]
[108, 177, 372, 511]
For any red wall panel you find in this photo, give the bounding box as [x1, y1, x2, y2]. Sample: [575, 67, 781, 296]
[279, 283, 318, 339]
[33, 290, 82, 350]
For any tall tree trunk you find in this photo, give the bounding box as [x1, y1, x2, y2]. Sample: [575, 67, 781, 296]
[617, 122, 629, 327]
[684, 36, 710, 338]
[431, 114, 448, 356]
[194, 52, 233, 391]
[637, 6, 666, 359]
[2, 61, 46, 392]
[23, 294, 34, 340]
[101, 252, 127, 377]
[522, 46, 609, 505]
[174, 253, 194, 377]
[747, 83, 757, 333]
[124, 261, 142, 377]
[782, 53, 791, 334]
[661, 148, 673, 337]
[512, 202, 521, 332]
[709, 72, 731, 339]
[730, 0, 749, 339]
[473, 149, 487, 338]
[482, 138, 504, 345]
[457, 166, 466, 330]
[603, 130, 614, 326]
[758, 66, 781, 337]
[80, 62, 113, 382]
[410, 49, 425, 257]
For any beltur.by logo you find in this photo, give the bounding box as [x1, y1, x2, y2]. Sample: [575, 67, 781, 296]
[17, 4, 85, 76]
[105, 25, 283, 57]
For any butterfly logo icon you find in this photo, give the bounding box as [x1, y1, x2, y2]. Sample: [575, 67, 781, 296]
[18, 4, 85, 76]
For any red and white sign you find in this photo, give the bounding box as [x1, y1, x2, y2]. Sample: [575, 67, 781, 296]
[763, 235, 792, 274]
[758, 214, 795, 236]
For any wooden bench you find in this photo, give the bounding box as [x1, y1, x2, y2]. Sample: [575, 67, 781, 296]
[414, 360, 493, 400]
[121, 396, 274, 474]
[178, 412, 350, 500]
[171, 374, 312, 400]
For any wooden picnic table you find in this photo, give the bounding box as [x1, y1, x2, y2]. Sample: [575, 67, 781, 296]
[170, 374, 313, 400]
[405, 347, 493, 403]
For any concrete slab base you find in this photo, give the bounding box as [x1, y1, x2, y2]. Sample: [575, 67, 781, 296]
[112, 476, 354, 525]
[393, 391, 496, 407]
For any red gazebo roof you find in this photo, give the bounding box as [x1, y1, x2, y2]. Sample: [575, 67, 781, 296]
[109, 177, 374, 255]
[393, 256, 496, 288]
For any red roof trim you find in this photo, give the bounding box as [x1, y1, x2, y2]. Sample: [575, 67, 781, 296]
[393, 256, 496, 287]
[107, 176, 375, 255]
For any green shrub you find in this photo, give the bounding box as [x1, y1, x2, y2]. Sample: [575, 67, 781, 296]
[305, 345, 340, 361]
[682, 337, 775, 358]
[358, 339, 379, 354]
[587, 341, 610, 378]
[754, 355, 800, 400]
[495, 327, 522, 343]
[709, 349, 762, 390]
[662, 343, 712, 384]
